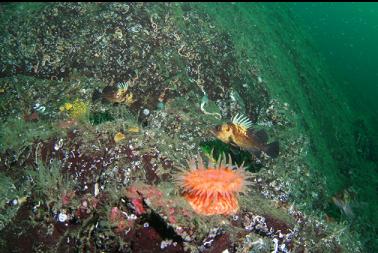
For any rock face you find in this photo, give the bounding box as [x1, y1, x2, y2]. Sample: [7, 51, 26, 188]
[0, 3, 362, 253]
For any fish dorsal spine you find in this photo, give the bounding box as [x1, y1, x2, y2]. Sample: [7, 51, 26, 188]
[231, 114, 253, 133]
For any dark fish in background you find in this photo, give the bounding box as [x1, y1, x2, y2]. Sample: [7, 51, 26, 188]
[92, 82, 130, 104]
[332, 189, 355, 219]
[211, 114, 279, 158]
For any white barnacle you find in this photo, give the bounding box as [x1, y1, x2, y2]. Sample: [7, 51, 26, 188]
[127, 213, 137, 220]
[257, 76, 263, 83]
[125, 227, 131, 235]
[58, 213, 68, 222]
[160, 239, 173, 250]
[94, 183, 99, 197]
[251, 238, 265, 246]
[33, 103, 46, 113]
[54, 138, 63, 151]
[203, 239, 214, 247]
[143, 108, 150, 116]
[272, 238, 279, 253]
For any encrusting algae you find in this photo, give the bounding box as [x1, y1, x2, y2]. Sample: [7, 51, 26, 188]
[176, 154, 253, 216]
[114, 132, 126, 143]
[59, 99, 89, 121]
[127, 126, 140, 133]
[59, 102, 73, 112]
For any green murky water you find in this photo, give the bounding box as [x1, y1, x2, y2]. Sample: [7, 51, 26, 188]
[0, 3, 376, 252]
[287, 3, 378, 250]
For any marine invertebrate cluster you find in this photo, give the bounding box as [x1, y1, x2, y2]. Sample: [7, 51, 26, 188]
[176, 155, 253, 216]
[59, 99, 89, 121]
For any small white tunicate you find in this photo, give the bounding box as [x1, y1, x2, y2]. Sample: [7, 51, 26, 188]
[257, 76, 263, 83]
[54, 138, 63, 151]
[160, 239, 173, 250]
[272, 238, 279, 253]
[58, 213, 68, 222]
[143, 222, 149, 228]
[54, 143, 59, 151]
[82, 200, 88, 208]
[37, 105, 46, 113]
[128, 214, 137, 220]
[203, 239, 214, 247]
[143, 108, 150, 116]
[94, 183, 99, 197]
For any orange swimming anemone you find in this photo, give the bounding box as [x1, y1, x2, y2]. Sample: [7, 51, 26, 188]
[176, 154, 253, 216]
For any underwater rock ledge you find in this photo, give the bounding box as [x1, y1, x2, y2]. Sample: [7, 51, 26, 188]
[0, 2, 362, 253]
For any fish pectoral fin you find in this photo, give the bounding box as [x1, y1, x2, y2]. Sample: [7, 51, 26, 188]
[92, 89, 102, 102]
[263, 141, 279, 158]
[247, 128, 268, 144]
[255, 129, 269, 143]
[229, 146, 240, 155]
[245, 147, 262, 157]
[101, 97, 111, 104]
[229, 141, 239, 148]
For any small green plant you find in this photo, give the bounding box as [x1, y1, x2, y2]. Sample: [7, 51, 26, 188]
[0, 173, 31, 231]
[0, 118, 59, 154]
[89, 111, 114, 125]
[30, 159, 76, 211]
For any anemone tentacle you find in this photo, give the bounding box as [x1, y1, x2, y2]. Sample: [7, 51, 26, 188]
[176, 154, 251, 215]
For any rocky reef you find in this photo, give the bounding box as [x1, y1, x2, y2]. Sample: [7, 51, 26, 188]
[0, 3, 362, 252]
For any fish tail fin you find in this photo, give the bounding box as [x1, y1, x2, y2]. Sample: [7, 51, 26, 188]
[245, 147, 262, 157]
[92, 89, 102, 102]
[264, 141, 279, 158]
